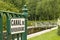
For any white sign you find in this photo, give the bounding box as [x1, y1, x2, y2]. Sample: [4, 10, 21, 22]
[10, 18, 25, 34]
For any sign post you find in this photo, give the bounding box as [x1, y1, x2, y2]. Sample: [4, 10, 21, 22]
[22, 5, 28, 40]
[4, 5, 28, 40]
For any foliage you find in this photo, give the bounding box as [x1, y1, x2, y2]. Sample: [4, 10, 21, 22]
[1, 0, 60, 20]
[0, 0, 19, 12]
[0, 0, 60, 20]
[1, 0, 25, 12]
[27, 21, 35, 26]
[25, 0, 60, 20]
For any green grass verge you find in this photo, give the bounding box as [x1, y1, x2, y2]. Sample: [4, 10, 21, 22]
[28, 30, 60, 40]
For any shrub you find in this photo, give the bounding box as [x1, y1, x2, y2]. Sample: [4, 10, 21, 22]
[0, 1, 19, 12]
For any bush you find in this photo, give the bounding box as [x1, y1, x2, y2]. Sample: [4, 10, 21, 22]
[0, 1, 19, 12]
[27, 21, 35, 26]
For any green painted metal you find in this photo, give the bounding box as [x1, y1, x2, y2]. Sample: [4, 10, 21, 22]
[0, 5, 28, 40]
[12, 34, 14, 40]
[22, 5, 28, 40]
[0, 13, 3, 40]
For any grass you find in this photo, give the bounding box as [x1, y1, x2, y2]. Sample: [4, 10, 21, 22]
[28, 29, 60, 40]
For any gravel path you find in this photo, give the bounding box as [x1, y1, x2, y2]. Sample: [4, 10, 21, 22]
[27, 27, 58, 39]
